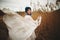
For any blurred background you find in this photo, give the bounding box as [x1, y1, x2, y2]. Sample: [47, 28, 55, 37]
[0, 0, 60, 11]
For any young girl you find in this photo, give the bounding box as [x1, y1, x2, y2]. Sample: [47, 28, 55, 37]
[2, 8, 41, 40]
[24, 7, 42, 40]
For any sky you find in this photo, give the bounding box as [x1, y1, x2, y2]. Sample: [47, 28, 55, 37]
[0, 0, 31, 11]
[0, 0, 57, 11]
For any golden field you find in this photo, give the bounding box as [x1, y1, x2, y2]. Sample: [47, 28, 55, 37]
[0, 9, 60, 40]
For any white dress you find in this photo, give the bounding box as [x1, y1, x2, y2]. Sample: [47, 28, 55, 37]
[24, 15, 37, 40]
[2, 8, 42, 40]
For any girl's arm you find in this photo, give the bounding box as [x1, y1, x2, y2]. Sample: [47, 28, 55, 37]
[30, 16, 42, 27]
[35, 16, 42, 26]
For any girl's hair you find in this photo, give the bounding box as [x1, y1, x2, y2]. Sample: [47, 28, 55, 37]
[25, 7, 31, 13]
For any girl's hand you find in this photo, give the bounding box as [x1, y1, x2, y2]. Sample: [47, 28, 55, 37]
[37, 16, 42, 25]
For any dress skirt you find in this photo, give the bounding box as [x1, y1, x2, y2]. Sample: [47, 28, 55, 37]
[27, 32, 36, 40]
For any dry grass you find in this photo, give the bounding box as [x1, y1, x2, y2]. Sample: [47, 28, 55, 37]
[17, 9, 60, 40]
[0, 9, 60, 40]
